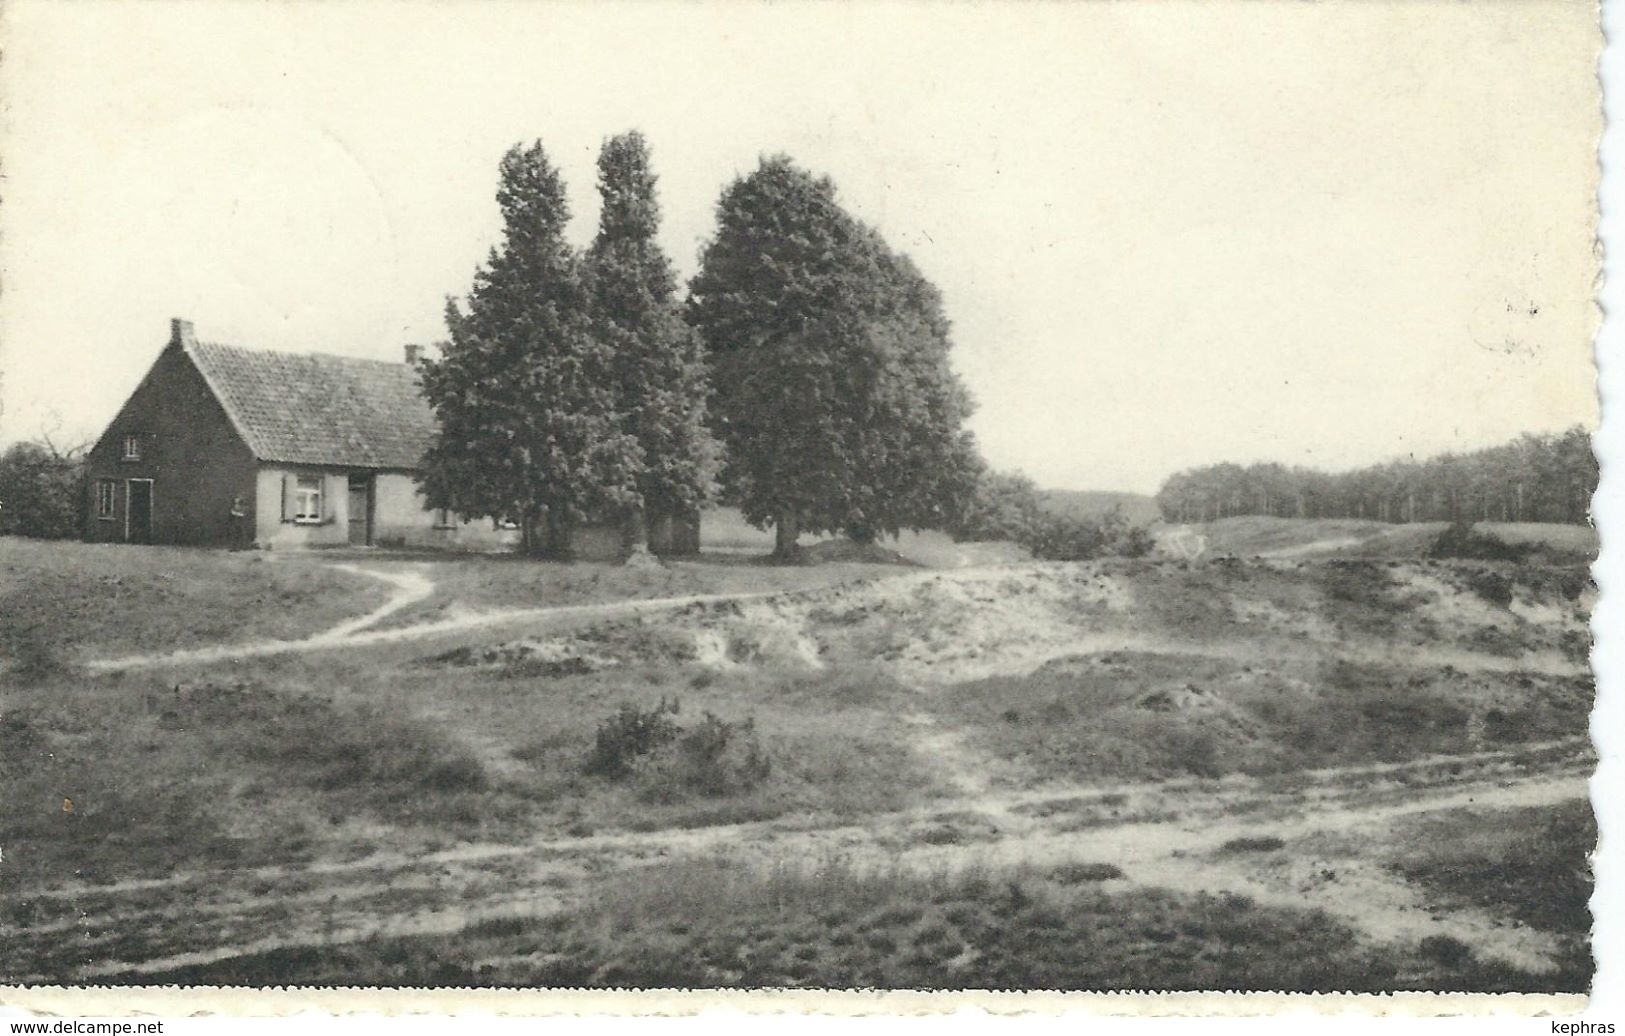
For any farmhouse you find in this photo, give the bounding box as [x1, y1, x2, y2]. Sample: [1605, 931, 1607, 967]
[84, 319, 698, 556]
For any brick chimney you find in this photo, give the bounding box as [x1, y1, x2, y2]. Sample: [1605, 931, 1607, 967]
[403, 344, 423, 364]
[170, 318, 197, 348]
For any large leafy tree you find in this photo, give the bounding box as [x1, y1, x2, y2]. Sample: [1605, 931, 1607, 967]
[584, 132, 717, 553]
[0, 438, 84, 539]
[687, 156, 979, 556]
[418, 141, 641, 555]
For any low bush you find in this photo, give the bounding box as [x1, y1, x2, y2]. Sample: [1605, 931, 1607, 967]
[1048, 862, 1126, 884]
[1218, 835, 1286, 854]
[583, 698, 681, 778]
[1465, 570, 1514, 608]
[949, 469, 1153, 560]
[584, 700, 771, 800]
[1419, 934, 1474, 966]
[1023, 509, 1155, 562]
[664, 712, 772, 798]
[1427, 521, 1534, 563]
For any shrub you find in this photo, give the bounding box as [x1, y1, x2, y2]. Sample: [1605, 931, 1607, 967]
[1049, 862, 1126, 884]
[1418, 934, 1474, 966]
[584, 702, 771, 799]
[1465, 570, 1514, 608]
[950, 471, 1153, 560]
[1024, 513, 1109, 561]
[1219, 835, 1287, 854]
[668, 712, 771, 796]
[1114, 522, 1156, 559]
[1018, 508, 1152, 561]
[583, 698, 681, 778]
[1427, 521, 1533, 563]
[0, 440, 83, 539]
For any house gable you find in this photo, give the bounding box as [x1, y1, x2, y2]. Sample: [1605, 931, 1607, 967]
[84, 322, 258, 545]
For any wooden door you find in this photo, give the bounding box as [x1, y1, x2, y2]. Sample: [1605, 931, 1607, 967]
[126, 480, 153, 544]
[348, 478, 371, 546]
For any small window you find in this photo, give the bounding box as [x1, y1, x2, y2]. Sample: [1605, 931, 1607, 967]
[96, 480, 116, 520]
[293, 476, 323, 523]
[434, 508, 456, 529]
[122, 434, 141, 461]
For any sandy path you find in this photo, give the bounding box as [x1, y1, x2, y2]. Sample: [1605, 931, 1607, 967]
[23, 738, 1587, 982]
[315, 564, 436, 639]
[83, 563, 436, 672]
[81, 566, 786, 673]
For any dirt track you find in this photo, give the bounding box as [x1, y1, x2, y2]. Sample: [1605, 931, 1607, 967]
[21, 734, 1584, 983]
[82, 563, 785, 673]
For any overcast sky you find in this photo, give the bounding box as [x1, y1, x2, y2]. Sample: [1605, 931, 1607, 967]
[0, 1, 1599, 494]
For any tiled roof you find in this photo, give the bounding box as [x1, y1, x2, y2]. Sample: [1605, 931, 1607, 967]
[186, 339, 435, 469]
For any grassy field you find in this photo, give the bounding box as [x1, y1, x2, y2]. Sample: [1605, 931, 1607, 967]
[0, 538, 385, 676]
[1194, 516, 1597, 564]
[935, 651, 1590, 785]
[125, 858, 1426, 990]
[0, 531, 1596, 990]
[0, 555, 931, 892]
[127, 840, 1590, 991]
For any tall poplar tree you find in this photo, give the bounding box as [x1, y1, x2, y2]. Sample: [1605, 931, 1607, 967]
[687, 156, 979, 556]
[418, 141, 641, 555]
[585, 131, 717, 554]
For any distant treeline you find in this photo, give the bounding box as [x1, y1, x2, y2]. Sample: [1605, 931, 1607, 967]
[1155, 426, 1596, 526]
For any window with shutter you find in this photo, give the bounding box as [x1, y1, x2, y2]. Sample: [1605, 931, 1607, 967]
[293, 476, 324, 523]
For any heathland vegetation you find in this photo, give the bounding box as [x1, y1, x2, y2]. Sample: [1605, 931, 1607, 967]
[2, 533, 1594, 989]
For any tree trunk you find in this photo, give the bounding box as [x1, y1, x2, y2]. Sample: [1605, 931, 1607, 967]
[623, 506, 651, 562]
[774, 511, 801, 560]
[542, 507, 571, 560]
